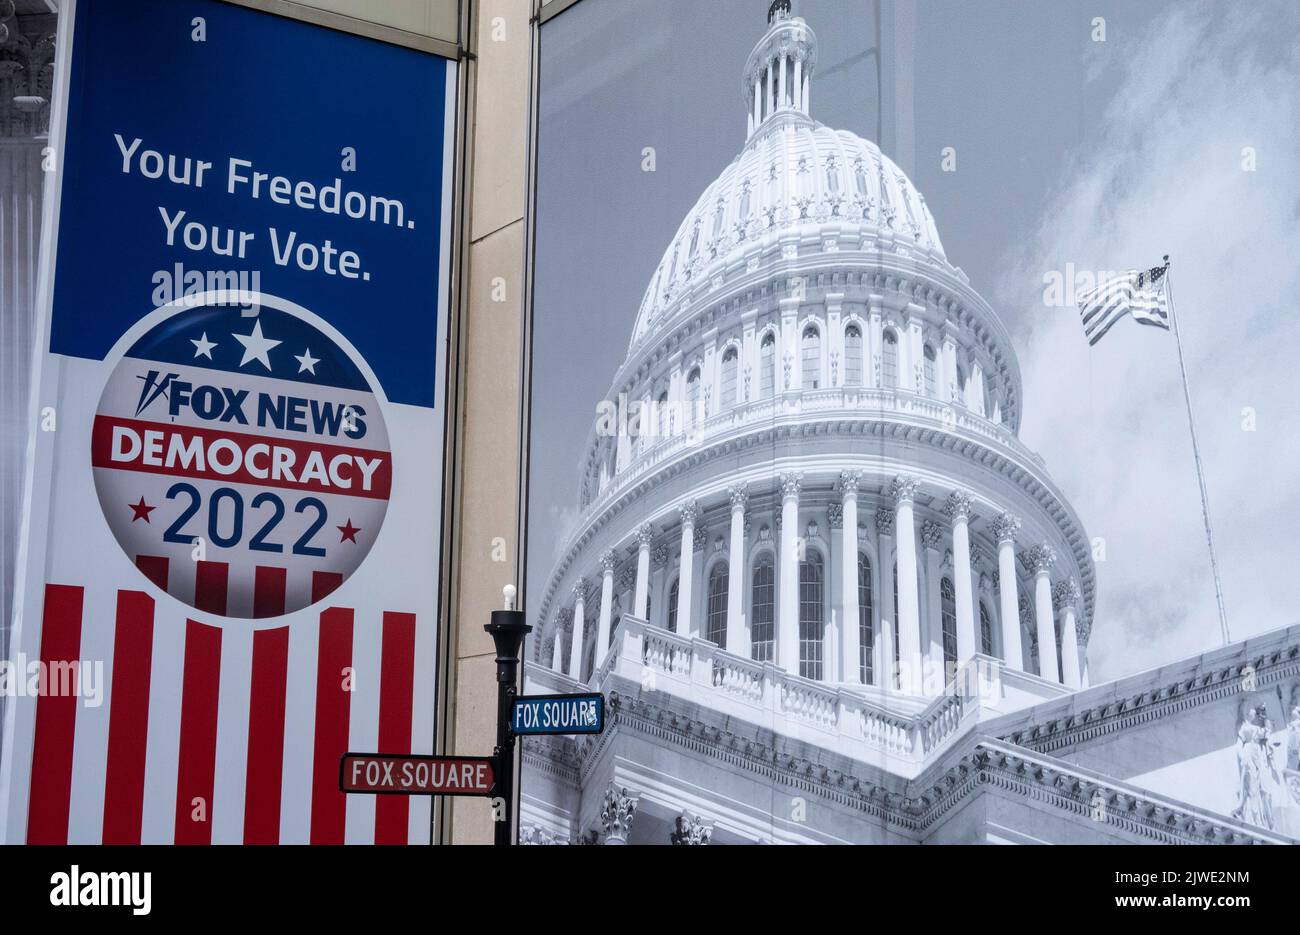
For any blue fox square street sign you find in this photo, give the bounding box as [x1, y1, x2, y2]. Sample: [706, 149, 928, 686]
[510, 693, 605, 736]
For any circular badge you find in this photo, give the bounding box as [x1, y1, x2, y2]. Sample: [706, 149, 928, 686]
[91, 303, 391, 618]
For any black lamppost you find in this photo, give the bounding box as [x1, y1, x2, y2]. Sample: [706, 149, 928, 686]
[484, 585, 531, 845]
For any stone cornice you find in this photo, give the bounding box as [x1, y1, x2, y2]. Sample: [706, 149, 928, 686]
[914, 740, 1290, 845]
[992, 628, 1300, 757]
[521, 734, 582, 789]
[523, 678, 1288, 844]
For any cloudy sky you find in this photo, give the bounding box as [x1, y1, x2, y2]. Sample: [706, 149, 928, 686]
[1001, 3, 1300, 677]
[527, 0, 1300, 681]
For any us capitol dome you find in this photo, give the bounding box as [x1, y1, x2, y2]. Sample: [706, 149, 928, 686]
[524, 1, 1103, 844]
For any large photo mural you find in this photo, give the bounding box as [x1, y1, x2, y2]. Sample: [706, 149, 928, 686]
[519, 0, 1300, 845]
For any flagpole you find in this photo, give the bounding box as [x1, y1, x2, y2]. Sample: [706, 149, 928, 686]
[1164, 257, 1232, 645]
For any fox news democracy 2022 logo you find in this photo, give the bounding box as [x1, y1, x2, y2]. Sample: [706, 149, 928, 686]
[91, 303, 392, 618]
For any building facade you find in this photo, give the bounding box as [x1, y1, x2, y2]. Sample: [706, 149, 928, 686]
[520, 3, 1300, 845]
[0, 0, 54, 684]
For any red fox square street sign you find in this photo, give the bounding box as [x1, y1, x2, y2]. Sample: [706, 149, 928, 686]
[0, 0, 456, 844]
[339, 754, 495, 797]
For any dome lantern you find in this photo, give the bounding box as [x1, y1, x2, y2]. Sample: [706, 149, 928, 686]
[744, 2, 817, 140]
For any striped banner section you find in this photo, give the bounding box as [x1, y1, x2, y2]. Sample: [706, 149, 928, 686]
[21, 566, 425, 845]
[26, 585, 84, 844]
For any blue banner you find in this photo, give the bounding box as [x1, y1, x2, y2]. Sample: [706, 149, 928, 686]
[52, 0, 449, 408]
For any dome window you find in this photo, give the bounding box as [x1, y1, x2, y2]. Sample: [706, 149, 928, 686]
[882, 330, 899, 388]
[760, 332, 776, 398]
[923, 344, 938, 397]
[751, 555, 775, 662]
[685, 368, 701, 430]
[706, 563, 729, 646]
[825, 158, 840, 194]
[858, 552, 874, 684]
[721, 347, 739, 407]
[798, 550, 825, 680]
[941, 577, 958, 667]
[801, 326, 821, 389]
[844, 324, 863, 386]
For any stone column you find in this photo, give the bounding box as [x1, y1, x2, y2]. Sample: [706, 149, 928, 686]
[838, 471, 862, 683]
[726, 484, 748, 655]
[777, 53, 787, 109]
[793, 56, 803, 112]
[600, 784, 638, 845]
[921, 520, 945, 685]
[633, 523, 654, 620]
[568, 582, 587, 680]
[1053, 578, 1083, 688]
[892, 476, 923, 693]
[945, 492, 977, 666]
[753, 76, 762, 130]
[992, 512, 1023, 671]
[1026, 544, 1059, 682]
[551, 609, 570, 672]
[875, 507, 896, 688]
[778, 472, 802, 672]
[595, 550, 616, 668]
[690, 523, 707, 638]
[675, 500, 698, 635]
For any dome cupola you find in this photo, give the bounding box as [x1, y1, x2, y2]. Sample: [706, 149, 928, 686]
[744, 0, 818, 139]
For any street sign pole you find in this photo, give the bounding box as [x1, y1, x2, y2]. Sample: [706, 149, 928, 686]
[484, 586, 531, 846]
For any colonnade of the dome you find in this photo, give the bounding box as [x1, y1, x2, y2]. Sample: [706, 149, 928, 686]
[547, 469, 1087, 699]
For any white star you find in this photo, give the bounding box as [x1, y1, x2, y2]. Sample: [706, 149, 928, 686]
[232, 320, 281, 371]
[295, 348, 320, 375]
[191, 332, 217, 360]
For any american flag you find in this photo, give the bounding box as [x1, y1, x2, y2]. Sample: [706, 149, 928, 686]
[1077, 260, 1171, 346]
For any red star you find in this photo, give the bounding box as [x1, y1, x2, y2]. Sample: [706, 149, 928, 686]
[337, 519, 361, 544]
[129, 497, 155, 523]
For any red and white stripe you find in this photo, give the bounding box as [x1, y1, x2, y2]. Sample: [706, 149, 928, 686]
[22, 563, 424, 845]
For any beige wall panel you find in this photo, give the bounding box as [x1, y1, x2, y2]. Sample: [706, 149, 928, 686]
[445, 0, 530, 844]
[468, 0, 529, 241]
[453, 220, 523, 662]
